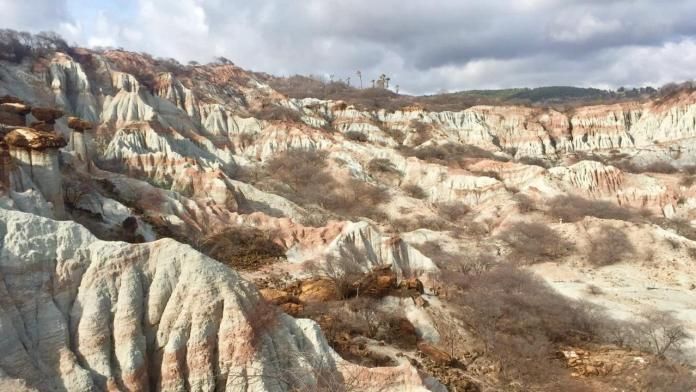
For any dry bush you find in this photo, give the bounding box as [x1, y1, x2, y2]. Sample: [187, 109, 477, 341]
[548, 195, 636, 222]
[253, 104, 303, 122]
[588, 225, 635, 266]
[639, 360, 696, 392]
[634, 311, 692, 358]
[306, 243, 371, 300]
[401, 184, 428, 199]
[651, 218, 696, 242]
[344, 131, 369, 142]
[367, 158, 399, 175]
[445, 264, 606, 386]
[516, 156, 551, 168]
[643, 161, 679, 174]
[585, 284, 604, 296]
[390, 215, 450, 233]
[470, 169, 502, 181]
[199, 226, 286, 270]
[264, 149, 389, 220]
[409, 119, 432, 146]
[498, 222, 573, 263]
[402, 142, 508, 168]
[513, 193, 537, 213]
[434, 201, 470, 222]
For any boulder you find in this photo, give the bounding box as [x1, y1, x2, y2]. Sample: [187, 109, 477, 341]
[67, 116, 94, 131]
[0, 95, 26, 104]
[4, 128, 67, 150]
[299, 279, 339, 302]
[0, 102, 31, 115]
[280, 303, 304, 316]
[353, 264, 397, 298]
[30, 121, 55, 133]
[259, 288, 296, 305]
[31, 107, 63, 123]
[399, 277, 425, 294]
[418, 342, 453, 365]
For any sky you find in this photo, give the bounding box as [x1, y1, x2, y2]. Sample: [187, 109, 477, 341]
[2, 0, 696, 95]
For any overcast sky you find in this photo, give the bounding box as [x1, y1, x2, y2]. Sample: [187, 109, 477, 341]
[2, 0, 696, 94]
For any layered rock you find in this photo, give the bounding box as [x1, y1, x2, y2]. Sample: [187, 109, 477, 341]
[4, 128, 67, 216]
[67, 117, 93, 163]
[0, 208, 438, 392]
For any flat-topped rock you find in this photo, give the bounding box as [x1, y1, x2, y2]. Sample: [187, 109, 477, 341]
[67, 116, 94, 131]
[31, 107, 64, 123]
[4, 128, 67, 150]
[0, 102, 31, 115]
[0, 95, 26, 105]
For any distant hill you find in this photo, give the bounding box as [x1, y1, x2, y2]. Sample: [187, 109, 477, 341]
[262, 74, 659, 112]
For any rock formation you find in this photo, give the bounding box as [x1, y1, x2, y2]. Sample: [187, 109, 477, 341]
[67, 116, 93, 163]
[0, 208, 437, 392]
[4, 128, 67, 217]
[30, 107, 64, 133]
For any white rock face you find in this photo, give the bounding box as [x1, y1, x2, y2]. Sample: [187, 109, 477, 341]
[7, 147, 65, 217]
[0, 208, 437, 391]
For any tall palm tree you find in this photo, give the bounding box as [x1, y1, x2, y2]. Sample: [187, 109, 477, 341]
[356, 70, 363, 89]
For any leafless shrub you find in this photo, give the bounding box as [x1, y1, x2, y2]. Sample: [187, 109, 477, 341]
[253, 104, 303, 122]
[639, 360, 696, 392]
[344, 131, 369, 142]
[517, 156, 551, 168]
[585, 284, 604, 296]
[634, 311, 692, 358]
[498, 222, 573, 264]
[548, 195, 636, 222]
[513, 193, 537, 213]
[434, 201, 470, 222]
[307, 244, 369, 300]
[588, 225, 635, 266]
[444, 264, 606, 385]
[402, 142, 507, 168]
[199, 225, 286, 270]
[470, 170, 502, 181]
[63, 180, 93, 210]
[401, 184, 428, 199]
[643, 161, 679, 174]
[409, 120, 432, 145]
[263, 149, 389, 220]
[367, 158, 398, 175]
[651, 217, 696, 242]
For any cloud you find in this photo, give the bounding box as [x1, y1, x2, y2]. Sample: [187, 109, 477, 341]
[2, 0, 696, 94]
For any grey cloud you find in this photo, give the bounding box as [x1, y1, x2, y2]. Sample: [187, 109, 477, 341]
[2, 0, 696, 94]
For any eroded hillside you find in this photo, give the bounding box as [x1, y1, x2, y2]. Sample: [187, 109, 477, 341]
[1, 36, 695, 391]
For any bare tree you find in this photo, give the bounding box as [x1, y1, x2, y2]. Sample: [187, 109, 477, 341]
[635, 311, 691, 358]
